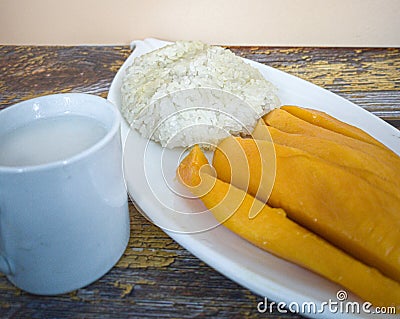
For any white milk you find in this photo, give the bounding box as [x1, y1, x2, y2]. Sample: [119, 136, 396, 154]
[0, 115, 107, 167]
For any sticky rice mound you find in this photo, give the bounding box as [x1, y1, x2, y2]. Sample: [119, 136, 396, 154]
[121, 41, 280, 148]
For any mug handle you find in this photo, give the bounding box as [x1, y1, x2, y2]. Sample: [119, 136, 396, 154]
[0, 254, 12, 275]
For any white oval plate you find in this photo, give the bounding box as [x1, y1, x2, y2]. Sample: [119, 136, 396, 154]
[108, 39, 399, 319]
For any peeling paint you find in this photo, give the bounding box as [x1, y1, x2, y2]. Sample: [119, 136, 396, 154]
[0, 278, 20, 295]
[113, 281, 133, 298]
[116, 248, 176, 269]
[276, 58, 399, 92]
[69, 290, 81, 301]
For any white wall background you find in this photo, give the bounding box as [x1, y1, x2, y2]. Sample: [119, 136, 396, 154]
[0, 0, 399, 46]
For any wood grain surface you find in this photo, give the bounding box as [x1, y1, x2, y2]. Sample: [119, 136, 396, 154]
[0, 45, 399, 319]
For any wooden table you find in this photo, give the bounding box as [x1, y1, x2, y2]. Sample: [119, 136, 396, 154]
[0, 45, 399, 318]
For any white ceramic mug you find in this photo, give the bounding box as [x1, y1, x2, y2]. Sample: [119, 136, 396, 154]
[0, 93, 130, 295]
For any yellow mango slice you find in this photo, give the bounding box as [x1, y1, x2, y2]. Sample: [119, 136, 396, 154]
[252, 119, 400, 198]
[213, 137, 400, 283]
[281, 105, 387, 148]
[178, 145, 400, 309]
[263, 108, 400, 172]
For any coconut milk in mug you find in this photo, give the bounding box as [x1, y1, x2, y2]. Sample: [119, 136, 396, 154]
[0, 93, 130, 295]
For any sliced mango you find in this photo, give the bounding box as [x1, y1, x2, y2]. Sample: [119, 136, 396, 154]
[281, 105, 387, 148]
[178, 145, 400, 309]
[263, 108, 400, 173]
[213, 137, 400, 283]
[252, 119, 400, 198]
